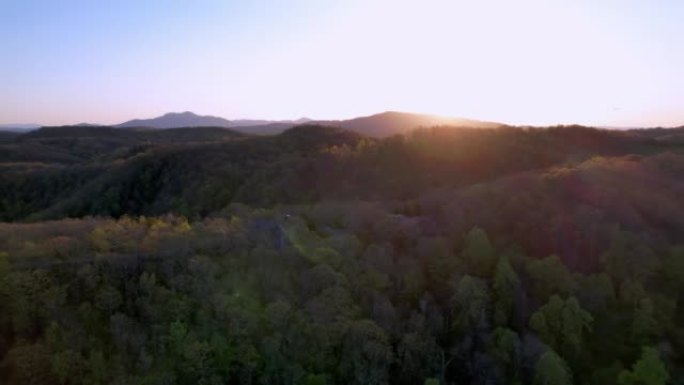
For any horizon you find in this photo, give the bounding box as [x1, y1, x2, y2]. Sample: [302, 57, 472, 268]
[2, 0, 683, 127]
[1, 109, 683, 130]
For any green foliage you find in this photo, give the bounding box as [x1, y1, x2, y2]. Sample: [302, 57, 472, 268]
[397, 333, 441, 384]
[630, 298, 661, 346]
[462, 227, 497, 278]
[526, 255, 576, 302]
[0, 125, 683, 384]
[661, 246, 684, 289]
[418, 236, 459, 298]
[601, 229, 659, 282]
[529, 295, 593, 356]
[339, 320, 394, 385]
[0, 251, 9, 276]
[490, 327, 520, 382]
[493, 256, 520, 326]
[301, 373, 327, 385]
[534, 350, 572, 385]
[452, 275, 491, 334]
[618, 347, 669, 385]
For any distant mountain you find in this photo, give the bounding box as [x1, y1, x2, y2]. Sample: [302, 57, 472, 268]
[9, 111, 501, 136]
[229, 112, 501, 136]
[0, 123, 41, 132]
[116, 112, 233, 129]
[74, 123, 103, 127]
[313, 111, 503, 137]
[115, 111, 311, 132]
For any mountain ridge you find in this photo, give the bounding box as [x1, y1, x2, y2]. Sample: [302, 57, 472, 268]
[115, 111, 311, 130]
[114, 111, 503, 136]
[4, 112, 684, 135]
[313, 111, 502, 136]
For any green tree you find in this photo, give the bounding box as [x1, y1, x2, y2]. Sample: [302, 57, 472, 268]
[526, 255, 576, 302]
[660, 246, 684, 291]
[529, 295, 593, 356]
[493, 256, 520, 326]
[630, 298, 660, 346]
[93, 283, 122, 315]
[0, 252, 9, 336]
[490, 327, 520, 382]
[51, 349, 84, 385]
[452, 275, 490, 334]
[618, 347, 669, 385]
[397, 332, 441, 384]
[462, 227, 497, 277]
[1, 343, 56, 385]
[601, 229, 659, 282]
[339, 320, 394, 385]
[302, 373, 328, 385]
[534, 350, 572, 385]
[0, 251, 9, 279]
[418, 236, 460, 298]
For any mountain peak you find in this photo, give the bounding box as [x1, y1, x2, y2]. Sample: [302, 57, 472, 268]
[111, 111, 503, 135]
[313, 111, 502, 137]
[162, 111, 199, 117]
[116, 112, 231, 129]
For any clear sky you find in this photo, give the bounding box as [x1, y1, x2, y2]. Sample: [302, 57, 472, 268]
[1, 0, 682, 127]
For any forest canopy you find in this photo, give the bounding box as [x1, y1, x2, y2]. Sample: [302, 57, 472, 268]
[0, 124, 683, 384]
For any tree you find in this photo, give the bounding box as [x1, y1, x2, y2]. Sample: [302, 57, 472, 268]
[397, 332, 441, 385]
[339, 320, 394, 385]
[534, 350, 572, 385]
[630, 298, 660, 346]
[618, 347, 669, 385]
[302, 373, 328, 385]
[418, 236, 459, 298]
[529, 295, 593, 356]
[94, 283, 123, 315]
[452, 275, 491, 334]
[51, 349, 83, 385]
[168, 320, 212, 382]
[660, 246, 684, 292]
[601, 229, 659, 282]
[0, 251, 9, 280]
[576, 273, 615, 312]
[492, 256, 520, 326]
[490, 327, 521, 382]
[526, 255, 576, 302]
[1, 343, 56, 385]
[462, 227, 497, 278]
[618, 279, 648, 308]
[0, 252, 9, 336]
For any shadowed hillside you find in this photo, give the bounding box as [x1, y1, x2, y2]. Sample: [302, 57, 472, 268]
[315, 111, 502, 136]
[0, 124, 681, 221]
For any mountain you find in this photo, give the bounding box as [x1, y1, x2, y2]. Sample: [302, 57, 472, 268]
[73, 122, 103, 127]
[231, 112, 501, 136]
[0, 123, 41, 132]
[116, 111, 233, 129]
[8, 111, 502, 136]
[313, 111, 503, 137]
[115, 111, 311, 132]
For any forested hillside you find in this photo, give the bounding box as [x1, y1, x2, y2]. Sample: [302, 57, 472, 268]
[1, 124, 683, 384]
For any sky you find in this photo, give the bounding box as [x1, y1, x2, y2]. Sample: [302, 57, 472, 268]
[1, 0, 683, 127]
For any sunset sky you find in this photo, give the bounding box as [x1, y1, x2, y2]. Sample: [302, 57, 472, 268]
[1, 0, 682, 127]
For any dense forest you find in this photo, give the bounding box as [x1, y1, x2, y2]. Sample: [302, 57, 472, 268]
[1, 124, 684, 384]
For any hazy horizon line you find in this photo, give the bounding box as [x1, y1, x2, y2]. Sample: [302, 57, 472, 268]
[1, 109, 682, 130]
